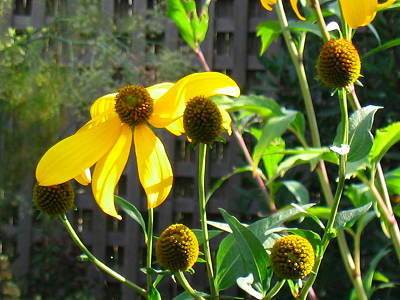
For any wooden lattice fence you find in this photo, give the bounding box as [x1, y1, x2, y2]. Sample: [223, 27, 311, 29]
[1, 0, 276, 299]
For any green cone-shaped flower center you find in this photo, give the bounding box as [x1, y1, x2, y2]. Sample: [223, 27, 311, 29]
[270, 235, 315, 279]
[317, 38, 361, 88]
[155, 224, 199, 272]
[115, 85, 154, 127]
[33, 182, 74, 215]
[183, 96, 223, 144]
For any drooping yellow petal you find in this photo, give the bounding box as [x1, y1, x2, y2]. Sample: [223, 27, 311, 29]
[165, 118, 184, 136]
[149, 72, 240, 128]
[219, 107, 232, 135]
[339, 0, 376, 28]
[74, 168, 92, 185]
[260, 0, 276, 11]
[36, 114, 122, 186]
[92, 125, 132, 220]
[90, 93, 117, 118]
[290, 0, 306, 21]
[147, 82, 175, 100]
[377, 0, 395, 8]
[134, 125, 173, 209]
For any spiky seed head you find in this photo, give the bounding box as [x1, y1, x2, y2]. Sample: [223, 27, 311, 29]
[317, 38, 361, 88]
[114, 85, 153, 127]
[183, 96, 223, 144]
[155, 224, 199, 272]
[33, 182, 74, 215]
[270, 235, 315, 279]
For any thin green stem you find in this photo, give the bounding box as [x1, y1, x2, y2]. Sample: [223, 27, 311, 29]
[263, 280, 286, 300]
[59, 214, 147, 296]
[300, 90, 351, 300]
[311, 0, 330, 42]
[146, 208, 154, 293]
[198, 143, 218, 298]
[175, 271, 206, 300]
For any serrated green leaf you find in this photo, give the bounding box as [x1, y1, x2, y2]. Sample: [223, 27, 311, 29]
[369, 122, 400, 164]
[115, 195, 147, 239]
[333, 202, 372, 230]
[256, 21, 281, 55]
[220, 209, 270, 292]
[253, 111, 297, 168]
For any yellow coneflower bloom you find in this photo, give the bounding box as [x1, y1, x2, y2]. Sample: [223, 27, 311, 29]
[36, 72, 240, 219]
[260, 0, 306, 21]
[339, 0, 395, 29]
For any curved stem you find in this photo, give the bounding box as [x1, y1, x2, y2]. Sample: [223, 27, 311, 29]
[59, 214, 147, 296]
[146, 208, 154, 294]
[311, 0, 330, 42]
[263, 280, 286, 300]
[175, 271, 206, 300]
[198, 143, 218, 298]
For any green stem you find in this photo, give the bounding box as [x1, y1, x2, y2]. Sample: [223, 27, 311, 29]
[198, 143, 218, 298]
[146, 208, 154, 294]
[300, 89, 350, 300]
[263, 280, 286, 300]
[311, 0, 330, 42]
[175, 271, 206, 300]
[59, 214, 147, 296]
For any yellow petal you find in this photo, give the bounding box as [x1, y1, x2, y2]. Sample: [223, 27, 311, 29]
[149, 72, 240, 128]
[92, 125, 132, 220]
[377, 0, 395, 8]
[90, 93, 117, 118]
[36, 114, 122, 186]
[219, 107, 232, 135]
[147, 82, 175, 100]
[340, 0, 376, 28]
[290, 0, 306, 21]
[134, 125, 173, 209]
[74, 168, 92, 185]
[260, 0, 276, 11]
[165, 118, 184, 136]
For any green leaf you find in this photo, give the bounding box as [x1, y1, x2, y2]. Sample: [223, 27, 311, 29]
[213, 94, 282, 118]
[369, 122, 400, 164]
[215, 204, 314, 290]
[262, 137, 285, 179]
[220, 209, 271, 292]
[173, 291, 209, 300]
[253, 111, 297, 168]
[149, 287, 162, 300]
[345, 183, 374, 207]
[115, 195, 147, 239]
[167, 0, 196, 49]
[333, 202, 372, 230]
[256, 21, 281, 55]
[364, 248, 391, 296]
[280, 180, 309, 205]
[286, 21, 321, 37]
[289, 112, 306, 137]
[385, 167, 400, 195]
[192, 229, 222, 245]
[363, 37, 400, 58]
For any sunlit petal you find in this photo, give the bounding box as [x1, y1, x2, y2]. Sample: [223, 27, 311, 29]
[340, 0, 376, 28]
[36, 114, 122, 186]
[147, 82, 175, 100]
[165, 118, 184, 136]
[134, 125, 173, 209]
[260, 0, 276, 10]
[90, 93, 117, 118]
[74, 168, 92, 185]
[290, 0, 306, 21]
[149, 72, 240, 128]
[92, 125, 132, 220]
[219, 107, 232, 135]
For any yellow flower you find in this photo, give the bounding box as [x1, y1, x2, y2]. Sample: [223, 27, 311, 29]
[260, 0, 306, 21]
[339, 0, 395, 29]
[35, 72, 240, 219]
